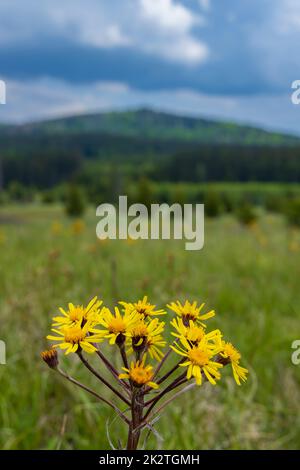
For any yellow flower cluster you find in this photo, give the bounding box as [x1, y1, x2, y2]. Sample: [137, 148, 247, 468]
[45, 296, 248, 387]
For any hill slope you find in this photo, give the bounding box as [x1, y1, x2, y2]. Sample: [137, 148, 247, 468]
[9, 108, 300, 146]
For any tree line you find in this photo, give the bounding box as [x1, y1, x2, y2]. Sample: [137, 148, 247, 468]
[0, 132, 300, 190]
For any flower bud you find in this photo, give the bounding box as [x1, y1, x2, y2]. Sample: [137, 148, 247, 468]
[41, 349, 59, 369]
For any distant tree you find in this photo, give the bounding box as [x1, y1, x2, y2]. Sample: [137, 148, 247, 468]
[0, 157, 4, 191]
[42, 190, 56, 204]
[204, 190, 224, 217]
[7, 181, 34, 202]
[0, 190, 8, 205]
[136, 177, 153, 209]
[264, 193, 285, 214]
[222, 192, 236, 213]
[284, 198, 300, 227]
[172, 185, 187, 207]
[236, 202, 257, 226]
[65, 184, 85, 217]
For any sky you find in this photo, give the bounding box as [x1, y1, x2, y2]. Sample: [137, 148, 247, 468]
[0, 0, 300, 134]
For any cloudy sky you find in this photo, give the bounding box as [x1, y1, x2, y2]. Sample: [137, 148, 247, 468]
[0, 0, 300, 133]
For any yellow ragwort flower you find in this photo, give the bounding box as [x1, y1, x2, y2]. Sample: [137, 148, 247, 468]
[167, 300, 215, 326]
[171, 317, 222, 347]
[128, 318, 166, 361]
[171, 336, 223, 386]
[52, 296, 103, 328]
[47, 321, 103, 354]
[51, 221, 63, 235]
[220, 342, 248, 385]
[119, 359, 158, 389]
[97, 306, 141, 345]
[71, 219, 85, 235]
[120, 296, 166, 319]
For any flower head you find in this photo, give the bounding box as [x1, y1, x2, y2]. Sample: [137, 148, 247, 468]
[98, 306, 141, 345]
[47, 321, 103, 354]
[41, 349, 59, 369]
[171, 336, 223, 385]
[120, 296, 166, 319]
[128, 318, 166, 360]
[119, 360, 158, 389]
[220, 342, 248, 385]
[167, 300, 215, 326]
[52, 296, 103, 328]
[171, 317, 204, 344]
[171, 317, 222, 348]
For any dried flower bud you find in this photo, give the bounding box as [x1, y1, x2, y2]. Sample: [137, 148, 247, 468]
[41, 349, 59, 369]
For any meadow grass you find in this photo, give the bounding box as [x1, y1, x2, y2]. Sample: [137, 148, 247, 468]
[0, 204, 299, 449]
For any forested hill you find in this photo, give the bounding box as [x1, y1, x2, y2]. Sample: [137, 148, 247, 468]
[2, 108, 299, 146]
[1, 109, 300, 189]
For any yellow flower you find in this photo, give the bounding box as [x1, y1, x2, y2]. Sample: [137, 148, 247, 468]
[119, 360, 158, 389]
[126, 236, 137, 245]
[171, 317, 222, 348]
[171, 337, 223, 385]
[220, 342, 248, 385]
[171, 317, 204, 343]
[0, 229, 7, 245]
[289, 240, 300, 253]
[51, 221, 63, 235]
[98, 306, 141, 345]
[167, 300, 215, 326]
[120, 296, 166, 319]
[128, 318, 166, 360]
[147, 334, 166, 361]
[71, 219, 85, 235]
[52, 296, 103, 328]
[47, 321, 103, 354]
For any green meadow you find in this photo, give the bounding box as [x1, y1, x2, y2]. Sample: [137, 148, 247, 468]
[0, 204, 299, 450]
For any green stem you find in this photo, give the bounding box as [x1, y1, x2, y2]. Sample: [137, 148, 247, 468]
[126, 388, 144, 450]
[57, 367, 130, 425]
[95, 347, 130, 389]
[77, 351, 130, 406]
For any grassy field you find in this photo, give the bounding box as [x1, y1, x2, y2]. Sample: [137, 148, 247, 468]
[0, 204, 299, 450]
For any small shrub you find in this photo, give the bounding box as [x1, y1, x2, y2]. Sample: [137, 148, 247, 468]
[204, 190, 224, 218]
[65, 184, 85, 218]
[284, 198, 300, 227]
[42, 190, 56, 204]
[136, 177, 153, 209]
[264, 194, 286, 214]
[236, 202, 257, 226]
[7, 181, 35, 203]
